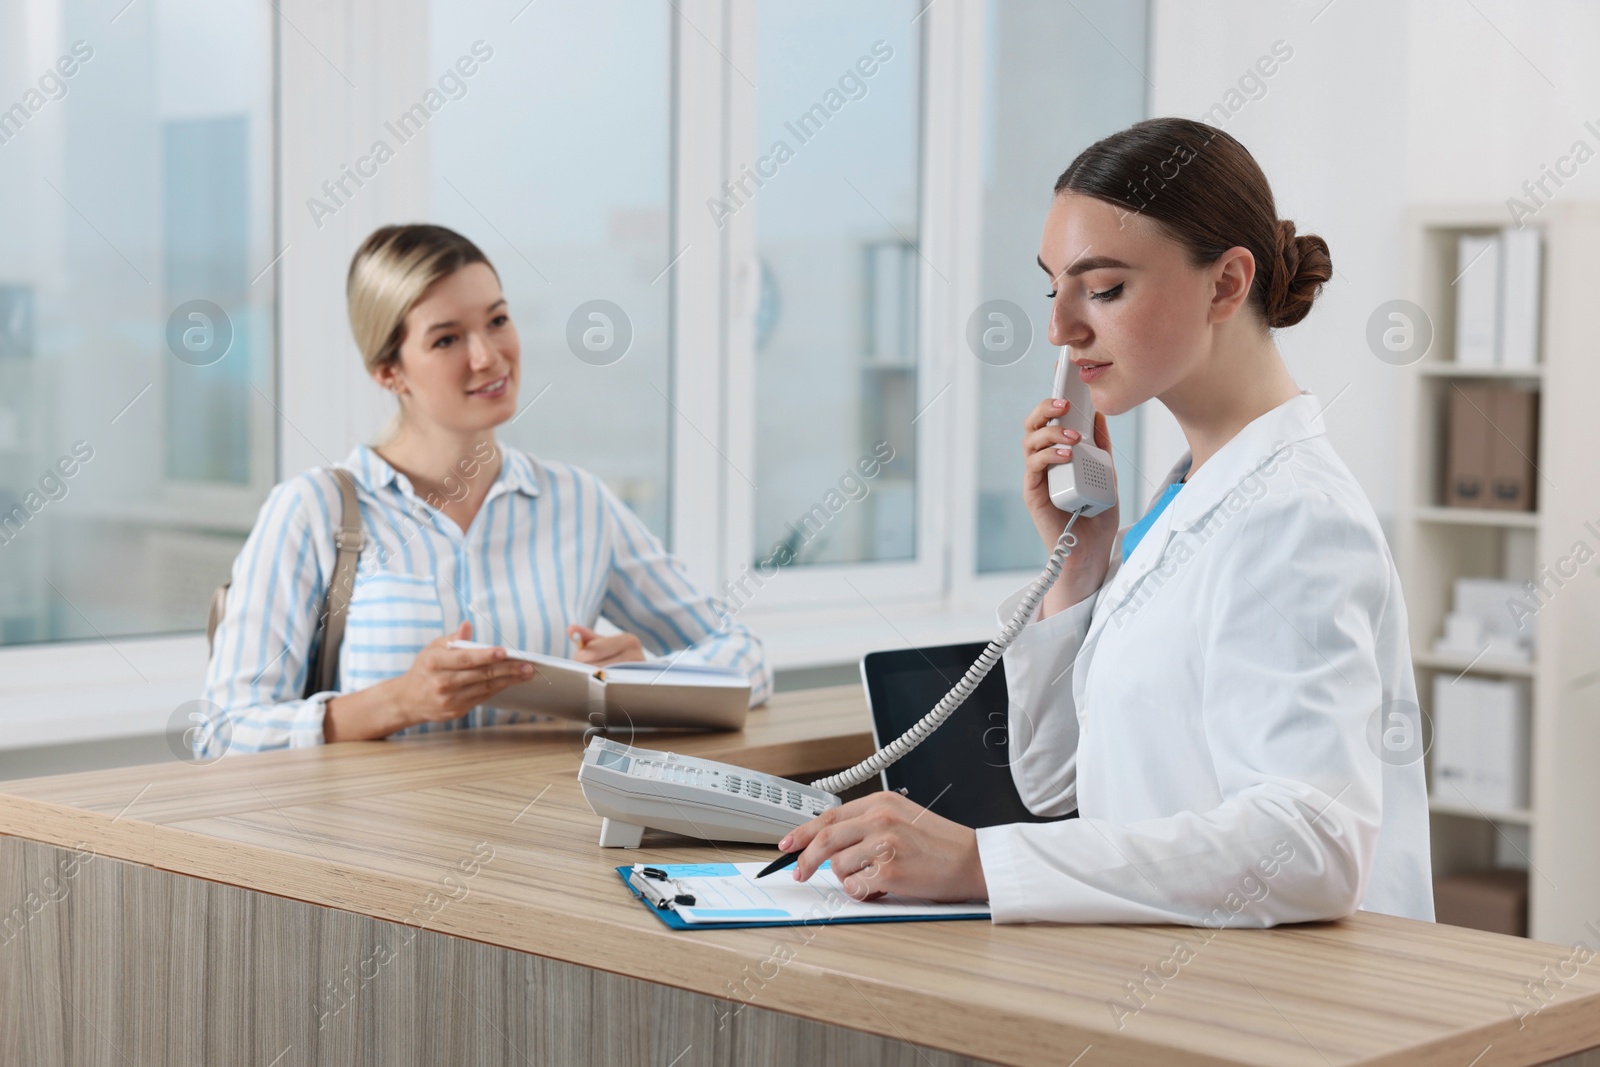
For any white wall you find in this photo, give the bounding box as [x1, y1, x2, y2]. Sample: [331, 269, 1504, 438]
[1146, 0, 1600, 530]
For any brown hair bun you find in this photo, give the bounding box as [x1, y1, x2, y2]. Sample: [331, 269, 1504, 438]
[1265, 219, 1332, 329]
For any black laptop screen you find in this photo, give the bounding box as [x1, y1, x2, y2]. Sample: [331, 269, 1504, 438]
[861, 643, 1077, 830]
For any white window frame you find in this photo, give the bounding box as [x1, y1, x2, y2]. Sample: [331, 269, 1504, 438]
[715, 0, 952, 615]
[668, 0, 736, 592]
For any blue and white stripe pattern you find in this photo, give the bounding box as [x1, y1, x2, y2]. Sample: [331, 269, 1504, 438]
[202, 444, 773, 755]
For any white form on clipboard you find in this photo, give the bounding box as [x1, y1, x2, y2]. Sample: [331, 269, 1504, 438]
[624, 862, 991, 927]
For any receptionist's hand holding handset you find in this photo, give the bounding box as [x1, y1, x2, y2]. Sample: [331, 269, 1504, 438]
[1024, 348, 1120, 620]
[575, 343, 1119, 899]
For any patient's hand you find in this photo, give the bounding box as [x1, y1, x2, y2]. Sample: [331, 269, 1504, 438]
[568, 623, 646, 667]
[325, 621, 533, 741]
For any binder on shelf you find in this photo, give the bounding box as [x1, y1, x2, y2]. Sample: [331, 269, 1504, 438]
[1486, 385, 1538, 511]
[1476, 677, 1531, 811]
[1434, 870, 1528, 937]
[1454, 233, 1501, 366]
[1443, 383, 1538, 510]
[1498, 227, 1542, 369]
[1431, 675, 1529, 812]
[1445, 382, 1493, 506]
[1431, 674, 1479, 802]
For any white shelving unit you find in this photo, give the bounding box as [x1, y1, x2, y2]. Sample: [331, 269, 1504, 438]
[1396, 203, 1600, 947]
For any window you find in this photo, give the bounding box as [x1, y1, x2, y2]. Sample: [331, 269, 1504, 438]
[973, 0, 1148, 574]
[751, 3, 923, 570]
[0, 0, 1153, 745]
[426, 0, 673, 535]
[0, 0, 276, 645]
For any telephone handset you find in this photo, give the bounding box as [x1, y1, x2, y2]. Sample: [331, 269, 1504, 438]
[576, 348, 1114, 846]
[1045, 347, 1118, 518]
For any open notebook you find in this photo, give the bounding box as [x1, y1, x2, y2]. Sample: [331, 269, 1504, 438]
[617, 861, 991, 930]
[448, 640, 750, 730]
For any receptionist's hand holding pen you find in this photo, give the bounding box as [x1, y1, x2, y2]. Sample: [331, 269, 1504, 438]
[778, 791, 990, 903]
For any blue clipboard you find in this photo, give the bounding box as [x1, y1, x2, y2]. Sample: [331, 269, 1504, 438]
[614, 865, 991, 931]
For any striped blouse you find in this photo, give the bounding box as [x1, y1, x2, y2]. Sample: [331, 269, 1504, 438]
[202, 444, 773, 755]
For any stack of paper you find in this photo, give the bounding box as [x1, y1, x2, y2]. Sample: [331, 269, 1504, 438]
[1433, 577, 1537, 662]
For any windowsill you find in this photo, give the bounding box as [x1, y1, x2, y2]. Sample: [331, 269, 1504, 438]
[0, 633, 209, 752]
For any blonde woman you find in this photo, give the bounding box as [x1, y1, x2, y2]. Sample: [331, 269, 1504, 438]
[204, 224, 773, 752]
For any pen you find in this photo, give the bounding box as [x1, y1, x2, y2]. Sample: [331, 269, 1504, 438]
[754, 849, 800, 879]
[757, 787, 908, 879]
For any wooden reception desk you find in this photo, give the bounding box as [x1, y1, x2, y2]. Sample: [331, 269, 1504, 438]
[2, 684, 1599, 1066]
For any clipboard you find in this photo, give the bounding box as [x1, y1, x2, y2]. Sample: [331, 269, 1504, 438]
[616, 862, 991, 930]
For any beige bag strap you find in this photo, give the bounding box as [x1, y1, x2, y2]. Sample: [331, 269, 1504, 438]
[307, 467, 363, 696]
[206, 584, 228, 654]
[205, 468, 363, 698]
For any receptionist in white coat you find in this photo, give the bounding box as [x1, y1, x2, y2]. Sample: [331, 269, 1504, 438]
[784, 117, 1435, 927]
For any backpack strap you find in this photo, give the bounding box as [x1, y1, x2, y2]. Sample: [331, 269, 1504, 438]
[304, 467, 364, 697]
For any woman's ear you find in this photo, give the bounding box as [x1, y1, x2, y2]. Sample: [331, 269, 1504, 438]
[1208, 246, 1257, 325]
[373, 360, 405, 395]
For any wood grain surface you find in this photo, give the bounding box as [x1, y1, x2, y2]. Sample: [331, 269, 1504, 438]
[2, 685, 1598, 1067]
[1, 836, 1001, 1067]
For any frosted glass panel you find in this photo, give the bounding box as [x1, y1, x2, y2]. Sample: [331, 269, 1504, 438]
[427, 0, 671, 536]
[974, 0, 1147, 573]
[0, 0, 275, 644]
[752, 2, 921, 567]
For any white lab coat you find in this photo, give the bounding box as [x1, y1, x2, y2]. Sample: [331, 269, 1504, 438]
[975, 393, 1435, 926]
